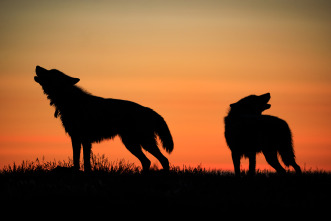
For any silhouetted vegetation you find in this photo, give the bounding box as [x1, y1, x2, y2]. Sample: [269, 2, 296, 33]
[1, 155, 330, 217]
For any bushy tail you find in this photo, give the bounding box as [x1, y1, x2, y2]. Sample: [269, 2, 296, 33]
[153, 112, 174, 154]
[278, 123, 296, 167]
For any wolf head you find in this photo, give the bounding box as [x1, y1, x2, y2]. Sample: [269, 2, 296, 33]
[34, 66, 80, 88]
[34, 66, 81, 117]
[34, 66, 80, 96]
[229, 93, 271, 115]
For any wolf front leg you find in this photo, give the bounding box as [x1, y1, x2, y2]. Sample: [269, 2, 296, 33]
[71, 137, 81, 171]
[82, 142, 92, 172]
[248, 153, 256, 176]
[231, 152, 241, 176]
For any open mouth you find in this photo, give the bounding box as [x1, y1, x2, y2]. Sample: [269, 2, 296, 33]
[260, 93, 271, 111]
[34, 66, 45, 83]
[260, 93, 271, 110]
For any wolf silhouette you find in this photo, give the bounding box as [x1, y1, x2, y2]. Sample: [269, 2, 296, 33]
[34, 66, 174, 172]
[224, 93, 301, 175]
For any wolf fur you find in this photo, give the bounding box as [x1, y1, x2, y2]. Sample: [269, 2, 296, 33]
[34, 66, 174, 172]
[224, 93, 301, 175]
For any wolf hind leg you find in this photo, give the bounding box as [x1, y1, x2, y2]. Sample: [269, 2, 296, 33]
[263, 150, 286, 174]
[284, 157, 302, 174]
[122, 138, 151, 171]
[141, 138, 170, 171]
[291, 162, 302, 174]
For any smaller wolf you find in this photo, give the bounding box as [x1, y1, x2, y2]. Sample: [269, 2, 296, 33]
[224, 93, 302, 175]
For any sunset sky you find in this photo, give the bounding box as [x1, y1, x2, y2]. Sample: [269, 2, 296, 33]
[0, 0, 330, 171]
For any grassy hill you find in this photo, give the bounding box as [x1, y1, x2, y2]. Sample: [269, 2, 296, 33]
[1, 155, 330, 217]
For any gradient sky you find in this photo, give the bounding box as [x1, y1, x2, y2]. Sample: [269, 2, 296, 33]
[0, 0, 330, 171]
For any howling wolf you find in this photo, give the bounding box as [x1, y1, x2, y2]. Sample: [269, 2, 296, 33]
[34, 66, 174, 172]
[224, 93, 301, 175]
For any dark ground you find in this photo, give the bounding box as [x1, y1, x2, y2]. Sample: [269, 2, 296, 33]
[1, 159, 330, 218]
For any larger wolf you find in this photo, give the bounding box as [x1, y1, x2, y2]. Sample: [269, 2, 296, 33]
[224, 93, 301, 175]
[34, 66, 174, 172]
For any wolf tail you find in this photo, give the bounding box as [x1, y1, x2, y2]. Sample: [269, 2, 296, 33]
[278, 123, 296, 167]
[153, 112, 174, 154]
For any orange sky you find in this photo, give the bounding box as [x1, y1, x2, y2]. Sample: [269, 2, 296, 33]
[0, 0, 330, 171]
